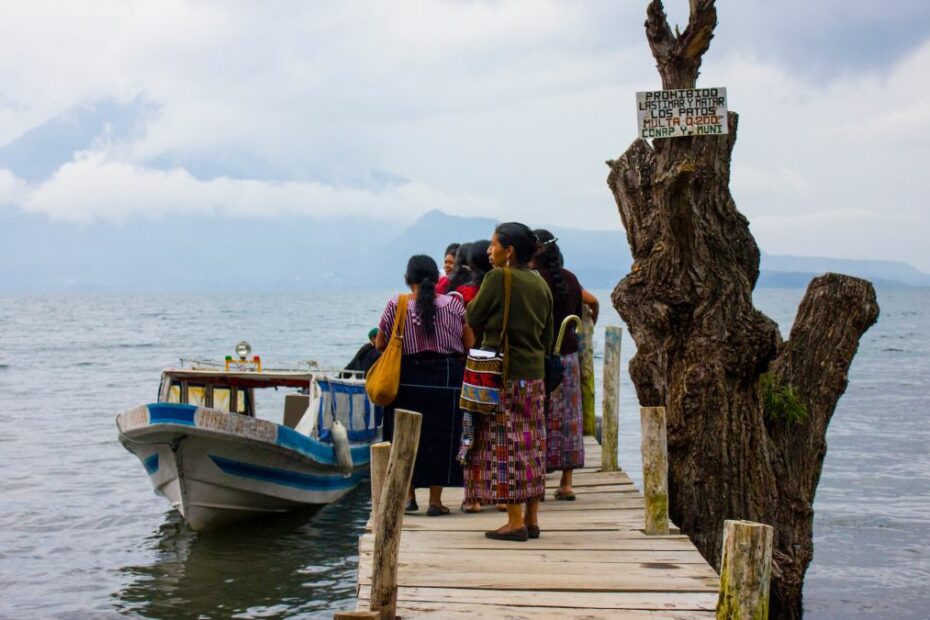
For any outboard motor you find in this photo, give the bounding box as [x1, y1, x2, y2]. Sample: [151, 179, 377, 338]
[331, 420, 354, 476]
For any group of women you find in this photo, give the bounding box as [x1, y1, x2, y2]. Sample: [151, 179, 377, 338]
[375, 222, 598, 542]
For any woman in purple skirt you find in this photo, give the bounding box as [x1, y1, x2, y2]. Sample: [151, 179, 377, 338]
[532, 229, 589, 501]
[463, 223, 553, 541]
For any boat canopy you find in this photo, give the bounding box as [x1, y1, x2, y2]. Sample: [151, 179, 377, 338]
[161, 368, 314, 390]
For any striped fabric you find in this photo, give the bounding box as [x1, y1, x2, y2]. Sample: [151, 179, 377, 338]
[379, 294, 466, 355]
[546, 352, 585, 471]
[463, 378, 547, 504]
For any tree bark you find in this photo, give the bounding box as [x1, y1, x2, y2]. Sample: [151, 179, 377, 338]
[607, 2, 880, 617]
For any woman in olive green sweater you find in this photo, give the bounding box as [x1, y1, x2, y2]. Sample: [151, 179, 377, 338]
[464, 222, 553, 541]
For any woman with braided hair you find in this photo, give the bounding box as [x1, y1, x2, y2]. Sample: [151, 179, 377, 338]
[376, 255, 476, 516]
[532, 228, 593, 501]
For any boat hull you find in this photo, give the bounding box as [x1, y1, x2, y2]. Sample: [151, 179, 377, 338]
[117, 403, 371, 531]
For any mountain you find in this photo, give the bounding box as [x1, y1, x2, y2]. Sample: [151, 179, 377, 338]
[759, 254, 930, 288]
[0, 207, 926, 292]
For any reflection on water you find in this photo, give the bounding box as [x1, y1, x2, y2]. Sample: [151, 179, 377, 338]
[114, 487, 370, 619]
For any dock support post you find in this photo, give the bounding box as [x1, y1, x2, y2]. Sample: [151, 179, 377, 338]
[716, 520, 774, 620]
[370, 409, 422, 620]
[579, 305, 597, 436]
[369, 441, 392, 535]
[641, 405, 669, 535]
[601, 326, 621, 472]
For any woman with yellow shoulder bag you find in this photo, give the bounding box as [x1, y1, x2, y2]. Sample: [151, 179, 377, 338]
[374, 255, 475, 516]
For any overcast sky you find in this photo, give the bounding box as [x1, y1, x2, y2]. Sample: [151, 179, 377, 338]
[1, 1, 929, 270]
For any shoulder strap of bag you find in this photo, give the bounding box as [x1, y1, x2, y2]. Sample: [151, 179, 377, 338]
[391, 293, 411, 341]
[500, 268, 512, 382]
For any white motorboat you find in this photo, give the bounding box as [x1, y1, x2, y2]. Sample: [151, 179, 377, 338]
[116, 343, 380, 531]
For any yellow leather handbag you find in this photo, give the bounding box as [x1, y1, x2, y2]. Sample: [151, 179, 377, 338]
[365, 293, 411, 406]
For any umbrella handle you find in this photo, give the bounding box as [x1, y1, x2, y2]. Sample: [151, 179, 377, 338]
[554, 315, 582, 355]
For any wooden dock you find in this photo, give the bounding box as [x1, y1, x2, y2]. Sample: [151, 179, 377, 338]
[352, 436, 719, 619]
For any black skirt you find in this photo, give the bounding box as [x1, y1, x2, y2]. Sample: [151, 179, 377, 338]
[382, 352, 465, 488]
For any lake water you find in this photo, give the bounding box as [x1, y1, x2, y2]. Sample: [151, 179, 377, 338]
[0, 288, 927, 619]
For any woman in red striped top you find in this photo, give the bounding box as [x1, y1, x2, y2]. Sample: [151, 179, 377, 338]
[376, 255, 476, 515]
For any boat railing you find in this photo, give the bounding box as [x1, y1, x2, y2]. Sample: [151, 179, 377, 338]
[179, 357, 366, 381]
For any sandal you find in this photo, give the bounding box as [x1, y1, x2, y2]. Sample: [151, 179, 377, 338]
[526, 524, 541, 539]
[461, 503, 482, 514]
[426, 504, 450, 517]
[404, 498, 419, 513]
[484, 526, 528, 542]
[554, 489, 576, 501]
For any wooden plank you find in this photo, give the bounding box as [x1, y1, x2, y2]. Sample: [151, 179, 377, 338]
[357, 586, 717, 611]
[357, 570, 718, 592]
[344, 435, 719, 618]
[359, 548, 711, 565]
[357, 554, 717, 583]
[356, 600, 716, 619]
[360, 530, 700, 552]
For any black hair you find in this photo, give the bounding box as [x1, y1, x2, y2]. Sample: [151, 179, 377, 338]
[533, 228, 569, 301]
[444, 243, 461, 258]
[467, 239, 492, 287]
[404, 255, 439, 334]
[494, 222, 537, 266]
[447, 242, 473, 290]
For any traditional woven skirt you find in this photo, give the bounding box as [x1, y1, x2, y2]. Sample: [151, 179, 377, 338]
[383, 353, 465, 488]
[463, 378, 547, 504]
[546, 352, 585, 471]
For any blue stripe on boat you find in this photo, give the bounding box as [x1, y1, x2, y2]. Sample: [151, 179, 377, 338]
[143, 453, 159, 474]
[209, 455, 362, 490]
[148, 403, 197, 425]
[276, 425, 371, 466]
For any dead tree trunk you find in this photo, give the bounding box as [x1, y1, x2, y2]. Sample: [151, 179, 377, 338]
[607, 2, 879, 617]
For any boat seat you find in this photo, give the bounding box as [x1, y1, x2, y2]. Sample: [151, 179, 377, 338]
[283, 393, 310, 429]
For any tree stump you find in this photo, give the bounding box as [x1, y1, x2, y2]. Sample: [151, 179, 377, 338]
[716, 520, 774, 620]
[369, 441, 392, 537]
[641, 406, 669, 535]
[579, 305, 597, 436]
[601, 326, 622, 472]
[606, 2, 880, 616]
[370, 410, 422, 620]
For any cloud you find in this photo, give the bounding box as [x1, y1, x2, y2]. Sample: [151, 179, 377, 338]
[0, 2, 929, 270]
[5, 151, 496, 223]
[0, 168, 27, 205]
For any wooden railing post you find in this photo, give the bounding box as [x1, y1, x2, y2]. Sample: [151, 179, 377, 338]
[369, 441, 392, 536]
[716, 520, 774, 619]
[370, 409, 422, 620]
[640, 405, 669, 535]
[601, 326, 621, 472]
[578, 305, 597, 436]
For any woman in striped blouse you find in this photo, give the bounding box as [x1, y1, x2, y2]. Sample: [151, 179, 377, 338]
[376, 255, 476, 516]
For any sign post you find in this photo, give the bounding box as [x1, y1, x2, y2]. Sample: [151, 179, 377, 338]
[636, 87, 728, 139]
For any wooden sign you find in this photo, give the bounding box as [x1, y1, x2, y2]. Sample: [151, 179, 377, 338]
[636, 87, 728, 139]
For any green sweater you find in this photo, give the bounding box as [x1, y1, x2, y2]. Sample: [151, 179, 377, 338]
[466, 267, 554, 379]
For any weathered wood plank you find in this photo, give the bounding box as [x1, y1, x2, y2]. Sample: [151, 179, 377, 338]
[359, 548, 711, 565]
[357, 571, 718, 593]
[357, 586, 717, 611]
[360, 530, 700, 552]
[356, 600, 716, 619]
[343, 434, 720, 618]
[358, 554, 717, 582]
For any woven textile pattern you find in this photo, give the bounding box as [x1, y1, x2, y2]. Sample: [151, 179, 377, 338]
[464, 378, 546, 504]
[546, 352, 585, 471]
[459, 355, 503, 414]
